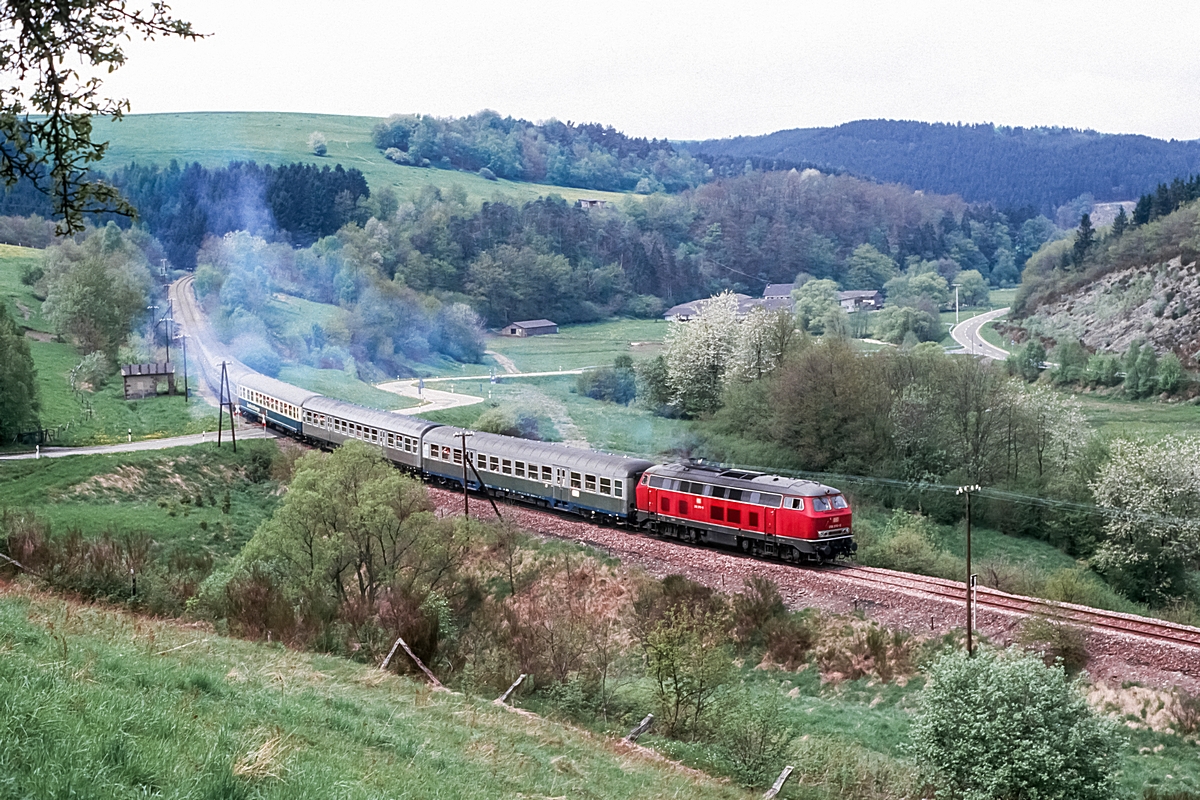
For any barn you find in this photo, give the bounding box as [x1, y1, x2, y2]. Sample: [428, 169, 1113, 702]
[501, 319, 559, 337]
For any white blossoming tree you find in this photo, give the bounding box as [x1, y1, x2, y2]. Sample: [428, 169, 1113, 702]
[1091, 436, 1200, 604]
[663, 291, 740, 416]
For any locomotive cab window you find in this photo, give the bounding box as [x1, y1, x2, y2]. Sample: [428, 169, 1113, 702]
[813, 497, 832, 512]
[789, 498, 804, 510]
[832, 495, 848, 509]
[648, 476, 664, 489]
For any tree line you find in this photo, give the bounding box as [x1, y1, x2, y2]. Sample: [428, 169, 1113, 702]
[370, 110, 817, 193]
[694, 119, 1200, 213]
[0, 160, 370, 269]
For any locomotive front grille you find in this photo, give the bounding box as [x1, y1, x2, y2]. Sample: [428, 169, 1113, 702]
[818, 528, 851, 538]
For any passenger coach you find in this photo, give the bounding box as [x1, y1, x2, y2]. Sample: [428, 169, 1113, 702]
[301, 396, 439, 471]
[421, 427, 654, 521]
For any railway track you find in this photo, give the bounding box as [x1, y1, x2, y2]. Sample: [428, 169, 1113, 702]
[834, 564, 1200, 651]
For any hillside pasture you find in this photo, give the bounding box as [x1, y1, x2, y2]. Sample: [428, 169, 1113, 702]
[91, 112, 631, 206]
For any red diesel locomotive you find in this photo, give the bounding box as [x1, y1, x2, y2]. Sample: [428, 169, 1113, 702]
[635, 462, 856, 562]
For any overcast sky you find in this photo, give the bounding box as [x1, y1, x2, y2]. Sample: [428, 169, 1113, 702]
[103, 0, 1200, 142]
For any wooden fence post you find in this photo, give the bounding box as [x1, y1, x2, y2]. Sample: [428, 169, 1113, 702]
[762, 765, 794, 799]
[624, 713, 654, 743]
[494, 673, 527, 705]
[380, 634, 443, 689]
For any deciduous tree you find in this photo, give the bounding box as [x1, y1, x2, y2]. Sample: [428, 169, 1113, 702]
[0, 302, 38, 440]
[0, 1, 199, 232]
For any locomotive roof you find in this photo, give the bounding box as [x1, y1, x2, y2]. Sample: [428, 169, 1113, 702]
[304, 396, 442, 436]
[237, 370, 321, 408]
[648, 462, 841, 497]
[426, 426, 655, 476]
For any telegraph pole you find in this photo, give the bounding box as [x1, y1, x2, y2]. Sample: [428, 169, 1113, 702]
[175, 333, 189, 403]
[459, 430, 473, 516]
[956, 484, 981, 655]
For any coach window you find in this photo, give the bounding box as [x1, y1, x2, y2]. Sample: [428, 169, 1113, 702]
[453, 449, 462, 465]
[490, 456, 500, 472]
[599, 477, 611, 495]
[570, 472, 582, 490]
[543, 465, 554, 482]
[585, 474, 597, 492]
[502, 459, 512, 475]
[614, 482, 623, 498]
[515, 461, 525, 477]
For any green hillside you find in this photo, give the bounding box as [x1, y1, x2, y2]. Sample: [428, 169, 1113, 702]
[91, 112, 630, 205]
[0, 585, 750, 800]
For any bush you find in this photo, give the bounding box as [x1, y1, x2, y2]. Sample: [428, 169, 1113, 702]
[575, 361, 636, 404]
[710, 687, 796, 788]
[1017, 615, 1089, 673]
[908, 648, 1124, 800]
[478, 167, 497, 181]
[18, 262, 43, 286]
[308, 131, 327, 157]
[474, 406, 546, 440]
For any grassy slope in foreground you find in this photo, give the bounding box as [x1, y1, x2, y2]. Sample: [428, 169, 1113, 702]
[92, 112, 630, 205]
[0, 585, 748, 800]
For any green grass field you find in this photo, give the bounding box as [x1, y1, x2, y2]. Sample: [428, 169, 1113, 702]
[485, 318, 668, 373]
[0, 441, 282, 558]
[91, 112, 631, 206]
[0, 243, 52, 333]
[0, 586, 752, 800]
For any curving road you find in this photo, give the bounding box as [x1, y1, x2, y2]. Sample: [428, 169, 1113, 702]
[0, 427, 277, 461]
[949, 306, 1010, 359]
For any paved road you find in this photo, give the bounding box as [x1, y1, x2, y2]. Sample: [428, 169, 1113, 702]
[0, 426, 278, 461]
[949, 307, 1010, 360]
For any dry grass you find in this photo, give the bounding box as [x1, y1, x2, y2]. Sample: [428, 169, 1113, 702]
[232, 729, 291, 780]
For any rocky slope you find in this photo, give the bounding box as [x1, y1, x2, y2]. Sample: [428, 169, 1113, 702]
[1022, 255, 1200, 365]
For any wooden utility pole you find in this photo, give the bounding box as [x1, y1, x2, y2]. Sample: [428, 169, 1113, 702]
[459, 430, 473, 517]
[956, 484, 981, 656]
[216, 361, 237, 452]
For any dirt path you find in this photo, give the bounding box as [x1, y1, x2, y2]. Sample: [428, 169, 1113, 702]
[485, 350, 519, 374]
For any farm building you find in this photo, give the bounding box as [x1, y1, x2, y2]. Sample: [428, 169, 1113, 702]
[121, 362, 176, 399]
[838, 290, 883, 311]
[501, 319, 559, 337]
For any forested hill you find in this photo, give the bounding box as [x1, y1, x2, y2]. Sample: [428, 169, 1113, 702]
[693, 120, 1200, 212]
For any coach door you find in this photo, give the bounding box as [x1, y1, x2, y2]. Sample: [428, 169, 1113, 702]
[554, 467, 568, 506]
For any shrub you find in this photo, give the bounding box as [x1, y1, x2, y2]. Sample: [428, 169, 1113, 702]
[1017, 615, 1090, 673]
[18, 262, 43, 286]
[477, 167, 497, 181]
[307, 131, 327, 157]
[1170, 687, 1200, 735]
[710, 687, 796, 788]
[908, 648, 1124, 800]
[474, 406, 545, 440]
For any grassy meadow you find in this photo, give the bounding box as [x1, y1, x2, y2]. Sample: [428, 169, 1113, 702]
[0, 441, 282, 558]
[91, 112, 631, 206]
[0, 585, 753, 800]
